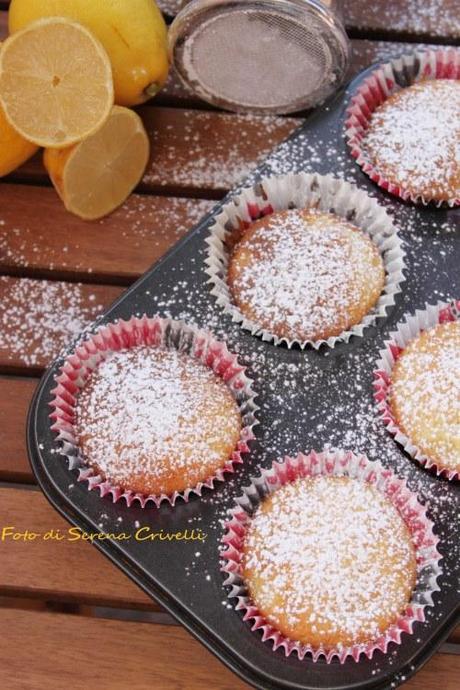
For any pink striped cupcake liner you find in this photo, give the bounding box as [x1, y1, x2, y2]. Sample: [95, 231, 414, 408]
[345, 47, 460, 207]
[374, 299, 460, 481]
[221, 449, 442, 663]
[49, 315, 258, 508]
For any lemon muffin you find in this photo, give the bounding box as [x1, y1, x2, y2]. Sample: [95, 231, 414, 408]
[74, 346, 242, 496]
[242, 475, 416, 648]
[362, 79, 460, 203]
[227, 208, 385, 342]
[390, 320, 460, 475]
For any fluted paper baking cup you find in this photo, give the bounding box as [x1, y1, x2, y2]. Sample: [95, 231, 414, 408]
[205, 172, 405, 349]
[345, 47, 460, 207]
[49, 315, 258, 508]
[374, 299, 460, 481]
[221, 449, 442, 663]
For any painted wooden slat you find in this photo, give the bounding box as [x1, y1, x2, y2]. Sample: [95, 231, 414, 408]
[0, 488, 158, 610]
[0, 185, 214, 284]
[0, 608, 459, 690]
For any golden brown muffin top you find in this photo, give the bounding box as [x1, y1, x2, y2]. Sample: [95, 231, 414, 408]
[362, 79, 460, 202]
[74, 346, 241, 492]
[390, 320, 460, 472]
[227, 208, 384, 342]
[242, 476, 416, 647]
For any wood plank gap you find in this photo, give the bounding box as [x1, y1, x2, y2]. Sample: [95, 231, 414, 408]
[0, 480, 39, 490]
[441, 643, 460, 656]
[0, 488, 162, 610]
[0, 471, 37, 486]
[137, 182, 226, 200]
[1, 173, 228, 201]
[0, 264, 135, 288]
[0, 608, 254, 689]
[0, 587, 160, 613]
[0, 595, 456, 651]
[346, 26, 460, 47]
[0, 363, 50, 377]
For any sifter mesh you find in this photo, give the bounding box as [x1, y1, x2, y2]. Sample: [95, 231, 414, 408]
[170, 1, 350, 113]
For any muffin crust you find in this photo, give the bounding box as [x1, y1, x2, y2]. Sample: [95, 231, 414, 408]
[390, 320, 460, 474]
[75, 346, 242, 495]
[363, 79, 460, 203]
[242, 476, 417, 648]
[228, 208, 385, 342]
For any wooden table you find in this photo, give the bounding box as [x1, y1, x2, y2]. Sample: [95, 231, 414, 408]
[0, 1, 458, 688]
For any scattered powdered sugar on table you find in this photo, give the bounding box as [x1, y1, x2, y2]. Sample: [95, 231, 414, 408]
[350, 41, 439, 75]
[0, 277, 106, 367]
[243, 476, 416, 645]
[346, 0, 460, 38]
[391, 0, 459, 35]
[362, 80, 460, 200]
[161, 0, 460, 37]
[99, 196, 215, 246]
[0, 195, 215, 274]
[144, 111, 299, 191]
[75, 346, 241, 489]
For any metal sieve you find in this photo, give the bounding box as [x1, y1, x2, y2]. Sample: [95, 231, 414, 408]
[169, 0, 350, 114]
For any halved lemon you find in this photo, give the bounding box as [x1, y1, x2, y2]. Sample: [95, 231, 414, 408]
[0, 17, 114, 148]
[44, 106, 150, 220]
[0, 42, 38, 176]
[0, 101, 38, 176]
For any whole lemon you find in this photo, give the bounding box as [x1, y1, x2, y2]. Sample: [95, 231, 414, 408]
[0, 43, 38, 176]
[9, 0, 169, 106]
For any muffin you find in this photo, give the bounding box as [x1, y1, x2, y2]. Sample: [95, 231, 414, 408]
[362, 79, 460, 203]
[74, 345, 242, 496]
[227, 208, 385, 342]
[241, 475, 417, 649]
[390, 320, 460, 475]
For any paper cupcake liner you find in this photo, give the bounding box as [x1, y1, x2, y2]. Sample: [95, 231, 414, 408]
[205, 172, 405, 349]
[221, 449, 442, 663]
[374, 299, 460, 481]
[49, 315, 259, 508]
[345, 47, 460, 207]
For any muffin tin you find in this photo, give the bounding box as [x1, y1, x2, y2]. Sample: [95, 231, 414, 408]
[27, 60, 460, 690]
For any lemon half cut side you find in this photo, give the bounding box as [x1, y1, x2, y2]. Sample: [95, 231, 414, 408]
[0, 17, 114, 148]
[44, 106, 150, 220]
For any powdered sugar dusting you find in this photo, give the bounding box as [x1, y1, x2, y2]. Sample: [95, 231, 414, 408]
[28, 61, 458, 682]
[75, 346, 241, 493]
[363, 80, 460, 202]
[228, 209, 384, 342]
[0, 194, 214, 276]
[390, 321, 460, 472]
[0, 277, 108, 367]
[346, 0, 460, 39]
[144, 111, 299, 191]
[243, 476, 416, 646]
